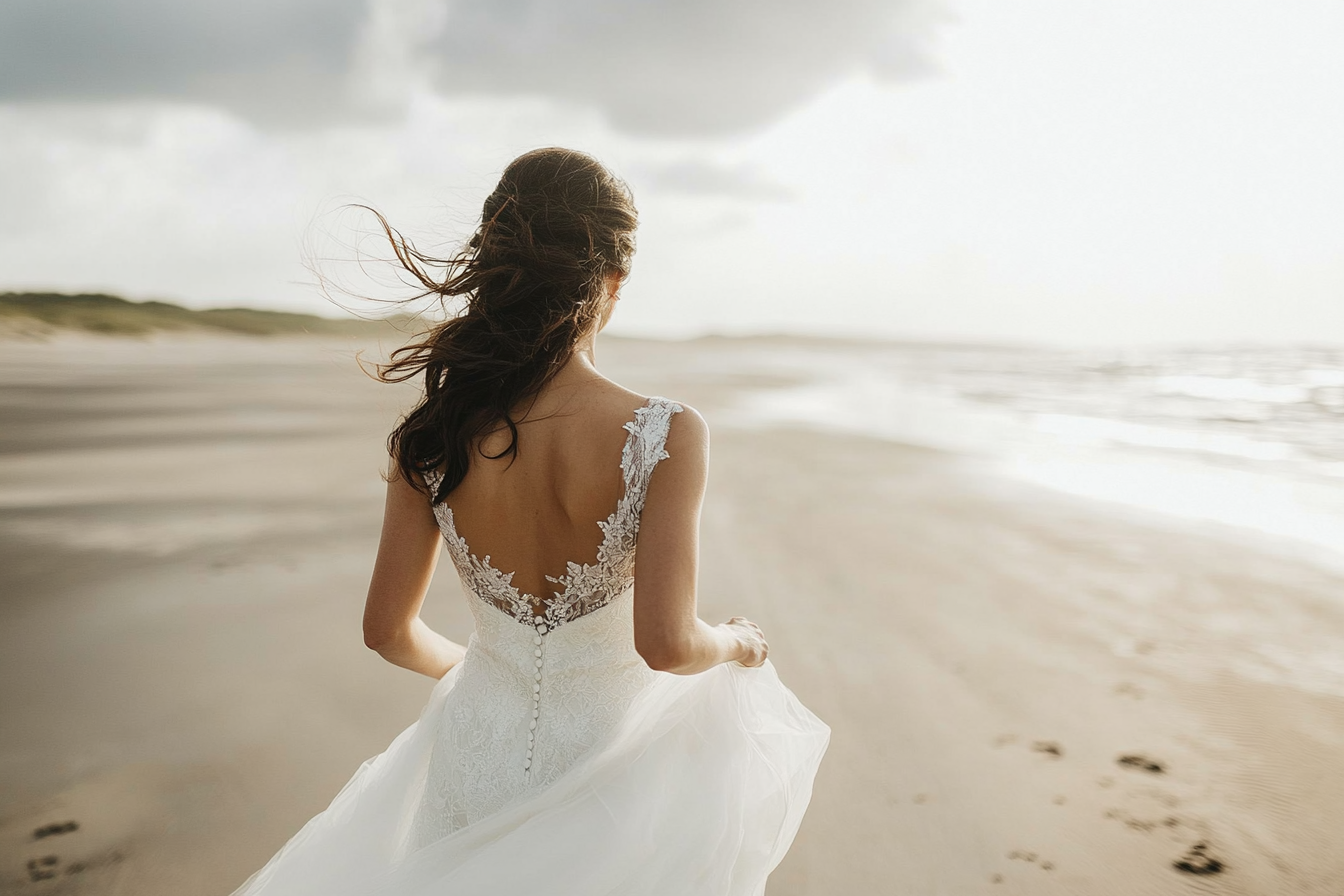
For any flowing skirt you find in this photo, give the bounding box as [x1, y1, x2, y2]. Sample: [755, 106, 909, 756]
[230, 659, 830, 896]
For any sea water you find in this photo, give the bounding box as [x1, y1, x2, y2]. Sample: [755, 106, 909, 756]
[716, 338, 1344, 564]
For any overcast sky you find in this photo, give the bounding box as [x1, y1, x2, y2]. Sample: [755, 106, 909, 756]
[1, 0, 1341, 345]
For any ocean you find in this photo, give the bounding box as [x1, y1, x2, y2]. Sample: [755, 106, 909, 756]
[706, 337, 1344, 566]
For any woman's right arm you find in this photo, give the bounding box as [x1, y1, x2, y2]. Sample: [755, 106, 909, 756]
[363, 462, 468, 680]
[632, 405, 769, 674]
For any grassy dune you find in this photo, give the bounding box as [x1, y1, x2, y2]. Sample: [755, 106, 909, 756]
[0, 292, 415, 338]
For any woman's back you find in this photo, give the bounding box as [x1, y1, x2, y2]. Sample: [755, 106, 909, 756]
[409, 389, 688, 844]
[442, 380, 653, 603]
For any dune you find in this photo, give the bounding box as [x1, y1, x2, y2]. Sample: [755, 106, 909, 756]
[0, 292, 414, 339]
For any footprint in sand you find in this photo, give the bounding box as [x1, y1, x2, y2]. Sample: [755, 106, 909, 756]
[26, 856, 59, 882]
[22, 818, 114, 881]
[1006, 850, 1056, 871]
[1104, 807, 1183, 833]
[25, 853, 92, 881]
[33, 821, 79, 839]
[1173, 841, 1225, 875]
[24, 821, 82, 881]
[1113, 681, 1145, 699]
[1116, 753, 1165, 774]
[1031, 740, 1064, 759]
[31, 850, 121, 880]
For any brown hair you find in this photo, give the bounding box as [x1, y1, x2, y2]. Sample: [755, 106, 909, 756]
[373, 147, 638, 502]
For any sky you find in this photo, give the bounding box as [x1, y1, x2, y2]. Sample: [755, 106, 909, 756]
[1, 0, 1341, 346]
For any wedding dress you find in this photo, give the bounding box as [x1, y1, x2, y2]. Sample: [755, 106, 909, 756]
[231, 397, 830, 896]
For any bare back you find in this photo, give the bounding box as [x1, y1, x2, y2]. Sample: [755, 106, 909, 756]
[439, 380, 653, 601]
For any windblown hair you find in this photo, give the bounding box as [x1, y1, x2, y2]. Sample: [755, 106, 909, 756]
[375, 147, 638, 502]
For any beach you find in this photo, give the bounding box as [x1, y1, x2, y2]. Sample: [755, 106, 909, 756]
[2, 333, 1343, 895]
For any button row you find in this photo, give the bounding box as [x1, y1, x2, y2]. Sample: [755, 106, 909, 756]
[523, 620, 549, 776]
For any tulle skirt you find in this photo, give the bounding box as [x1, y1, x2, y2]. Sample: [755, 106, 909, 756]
[230, 659, 830, 896]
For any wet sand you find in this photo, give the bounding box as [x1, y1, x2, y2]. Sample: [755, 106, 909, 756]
[1, 333, 1343, 894]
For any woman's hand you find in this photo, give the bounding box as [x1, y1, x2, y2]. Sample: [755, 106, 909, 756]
[723, 617, 769, 667]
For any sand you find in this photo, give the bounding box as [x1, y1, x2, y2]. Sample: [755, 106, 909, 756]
[2, 333, 1343, 895]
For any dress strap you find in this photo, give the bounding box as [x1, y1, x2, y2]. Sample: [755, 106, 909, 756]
[619, 397, 683, 515]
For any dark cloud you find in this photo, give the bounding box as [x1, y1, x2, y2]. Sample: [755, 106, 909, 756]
[0, 0, 367, 123]
[635, 161, 794, 201]
[428, 0, 943, 135]
[0, 0, 943, 134]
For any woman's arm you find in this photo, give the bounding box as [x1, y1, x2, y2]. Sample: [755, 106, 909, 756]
[362, 463, 467, 679]
[632, 405, 768, 675]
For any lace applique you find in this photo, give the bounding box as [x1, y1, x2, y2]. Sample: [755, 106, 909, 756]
[423, 397, 682, 633]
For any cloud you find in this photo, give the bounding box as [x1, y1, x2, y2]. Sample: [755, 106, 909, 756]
[0, 0, 369, 124]
[425, 0, 946, 135]
[0, 0, 946, 135]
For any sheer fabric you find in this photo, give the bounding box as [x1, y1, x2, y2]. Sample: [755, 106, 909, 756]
[231, 397, 830, 896]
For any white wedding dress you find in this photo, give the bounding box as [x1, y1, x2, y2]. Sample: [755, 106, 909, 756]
[231, 397, 830, 896]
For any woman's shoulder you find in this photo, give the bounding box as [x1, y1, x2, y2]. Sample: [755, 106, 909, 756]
[581, 381, 708, 461]
[640, 395, 707, 462]
[621, 390, 707, 442]
[635, 396, 708, 494]
[587, 380, 706, 436]
[659, 398, 706, 443]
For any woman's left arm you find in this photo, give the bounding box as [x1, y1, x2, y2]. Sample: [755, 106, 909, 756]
[362, 463, 467, 679]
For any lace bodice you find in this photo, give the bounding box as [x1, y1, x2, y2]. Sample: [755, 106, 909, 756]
[408, 396, 683, 849]
[422, 396, 682, 632]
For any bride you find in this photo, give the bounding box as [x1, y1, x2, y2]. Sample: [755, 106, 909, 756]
[231, 147, 829, 896]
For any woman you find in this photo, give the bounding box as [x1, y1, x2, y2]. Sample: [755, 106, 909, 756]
[231, 148, 829, 896]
